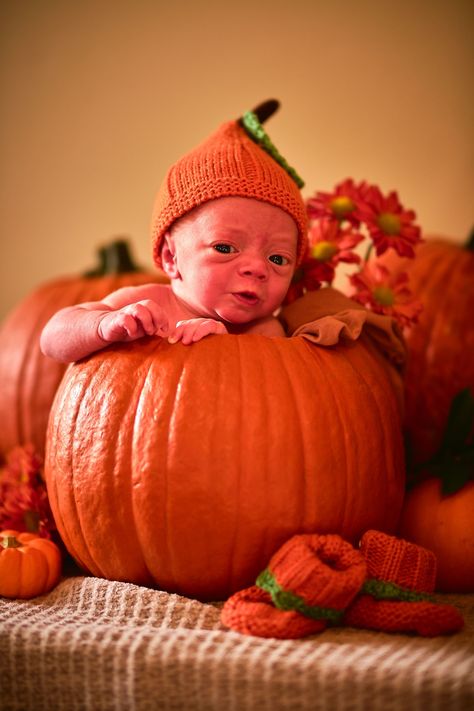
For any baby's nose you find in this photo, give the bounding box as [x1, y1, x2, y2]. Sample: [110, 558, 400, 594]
[239, 254, 268, 280]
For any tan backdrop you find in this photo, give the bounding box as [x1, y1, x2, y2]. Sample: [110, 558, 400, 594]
[1, 0, 473, 321]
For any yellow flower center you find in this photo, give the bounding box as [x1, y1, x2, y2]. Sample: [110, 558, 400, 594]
[330, 196, 355, 218]
[377, 212, 401, 235]
[311, 241, 338, 262]
[373, 285, 395, 306]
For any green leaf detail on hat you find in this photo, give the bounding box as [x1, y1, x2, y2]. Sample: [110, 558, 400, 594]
[242, 111, 305, 189]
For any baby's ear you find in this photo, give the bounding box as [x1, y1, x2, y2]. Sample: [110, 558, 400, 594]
[161, 232, 180, 278]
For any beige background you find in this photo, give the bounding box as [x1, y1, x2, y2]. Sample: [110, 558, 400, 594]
[1, 0, 473, 322]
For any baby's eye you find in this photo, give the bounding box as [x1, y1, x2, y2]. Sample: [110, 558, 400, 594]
[269, 254, 289, 266]
[213, 243, 236, 254]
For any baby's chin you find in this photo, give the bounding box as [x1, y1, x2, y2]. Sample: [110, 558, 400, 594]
[216, 308, 269, 327]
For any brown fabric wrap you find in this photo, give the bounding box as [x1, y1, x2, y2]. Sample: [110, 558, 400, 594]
[280, 288, 407, 371]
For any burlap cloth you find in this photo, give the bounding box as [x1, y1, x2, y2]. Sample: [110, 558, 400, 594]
[1, 568, 473, 711]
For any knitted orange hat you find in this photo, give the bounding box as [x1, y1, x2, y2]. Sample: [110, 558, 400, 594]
[151, 101, 308, 268]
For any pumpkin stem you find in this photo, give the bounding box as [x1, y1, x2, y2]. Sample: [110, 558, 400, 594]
[84, 239, 141, 277]
[466, 227, 474, 252]
[1, 535, 22, 549]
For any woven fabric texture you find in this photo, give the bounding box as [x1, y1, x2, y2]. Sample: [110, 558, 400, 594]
[1, 573, 473, 711]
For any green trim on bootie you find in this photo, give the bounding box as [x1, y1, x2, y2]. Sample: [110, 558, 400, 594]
[362, 578, 435, 602]
[256, 568, 344, 624]
[242, 111, 305, 189]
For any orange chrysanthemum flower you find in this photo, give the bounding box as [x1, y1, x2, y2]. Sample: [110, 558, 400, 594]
[308, 218, 363, 283]
[348, 262, 423, 327]
[306, 178, 367, 227]
[0, 445, 56, 538]
[355, 186, 422, 257]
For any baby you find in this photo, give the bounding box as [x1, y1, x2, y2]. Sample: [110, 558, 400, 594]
[40, 104, 308, 363]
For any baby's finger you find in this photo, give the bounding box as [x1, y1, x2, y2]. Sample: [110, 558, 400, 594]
[119, 313, 140, 338]
[191, 319, 227, 341]
[136, 300, 168, 336]
[122, 303, 156, 336]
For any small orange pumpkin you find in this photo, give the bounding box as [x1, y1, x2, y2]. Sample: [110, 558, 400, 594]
[0, 240, 168, 458]
[399, 388, 474, 592]
[45, 298, 405, 600]
[399, 479, 474, 592]
[0, 530, 62, 598]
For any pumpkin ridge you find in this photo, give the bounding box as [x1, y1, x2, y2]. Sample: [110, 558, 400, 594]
[278, 338, 309, 528]
[0, 281, 65, 452]
[129, 339, 172, 584]
[22, 281, 79, 450]
[255, 337, 306, 556]
[56, 364, 104, 574]
[409, 246, 459, 405]
[406, 245, 469, 457]
[144, 340, 196, 588]
[326, 344, 367, 534]
[254, 336, 305, 558]
[73, 355, 133, 578]
[90, 346, 157, 584]
[285, 336, 322, 530]
[228, 335, 245, 592]
[426, 250, 472, 424]
[45, 375, 86, 570]
[164, 345, 196, 591]
[339, 338, 403, 535]
[114, 342, 163, 584]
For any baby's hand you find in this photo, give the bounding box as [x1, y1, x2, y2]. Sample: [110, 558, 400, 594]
[98, 300, 169, 343]
[168, 318, 228, 345]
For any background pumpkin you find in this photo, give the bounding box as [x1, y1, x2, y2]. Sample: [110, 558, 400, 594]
[0, 240, 168, 459]
[378, 234, 474, 591]
[45, 326, 405, 601]
[380, 234, 474, 465]
[0, 529, 62, 599]
[399, 478, 474, 592]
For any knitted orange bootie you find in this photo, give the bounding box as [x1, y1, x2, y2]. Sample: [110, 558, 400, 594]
[221, 533, 366, 638]
[343, 530, 464, 636]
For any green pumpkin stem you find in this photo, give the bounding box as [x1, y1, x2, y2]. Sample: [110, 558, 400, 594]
[1, 535, 22, 549]
[414, 388, 474, 496]
[84, 239, 141, 277]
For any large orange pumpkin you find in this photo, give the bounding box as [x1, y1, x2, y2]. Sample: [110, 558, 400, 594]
[45, 304, 405, 601]
[382, 235, 474, 464]
[0, 241, 168, 458]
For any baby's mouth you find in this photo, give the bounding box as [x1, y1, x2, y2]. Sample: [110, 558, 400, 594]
[232, 291, 260, 306]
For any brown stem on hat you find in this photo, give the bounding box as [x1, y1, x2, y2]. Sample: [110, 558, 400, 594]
[252, 99, 280, 123]
[238, 99, 280, 127]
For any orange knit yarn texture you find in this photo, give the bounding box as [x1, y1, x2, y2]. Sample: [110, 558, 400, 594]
[221, 530, 465, 639]
[151, 120, 308, 268]
[221, 585, 326, 640]
[264, 533, 367, 612]
[221, 533, 366, 639]
[343, 530, 464, 636]
[360, 529, 437, 592]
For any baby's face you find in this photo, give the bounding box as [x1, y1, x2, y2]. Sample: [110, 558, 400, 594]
[164, 196, 298, 324]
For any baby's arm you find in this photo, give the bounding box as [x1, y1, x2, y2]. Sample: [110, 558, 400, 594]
[40, 284, 169, 363]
